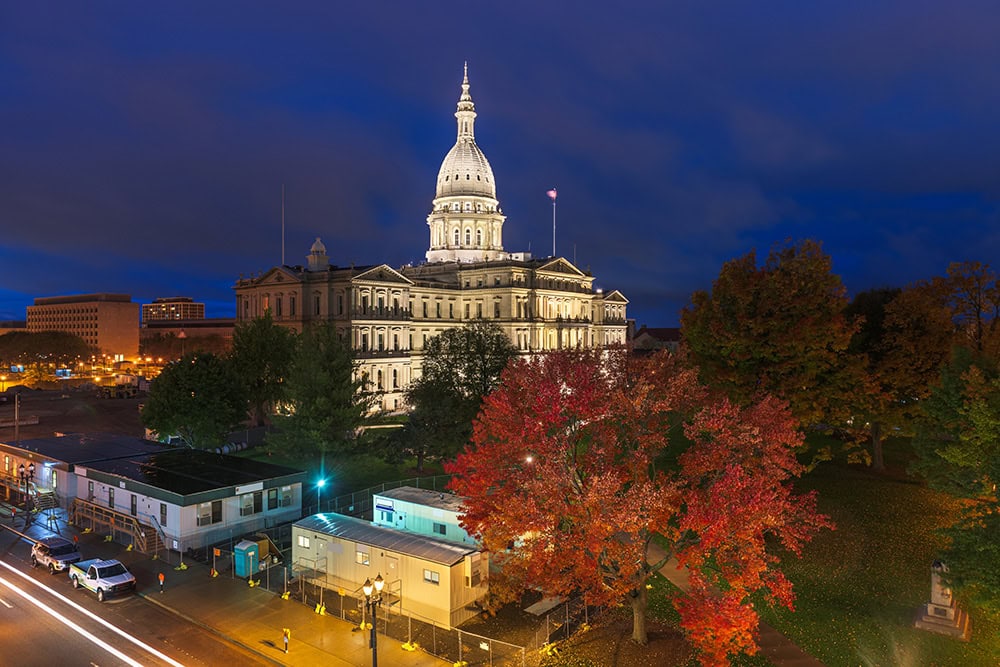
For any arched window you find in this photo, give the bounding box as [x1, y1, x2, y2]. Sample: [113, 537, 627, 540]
[476, 229, 482, 245]
[465, 229, 471, 245]
[454, 229, 460, 245]
[377, 370, 383, 390]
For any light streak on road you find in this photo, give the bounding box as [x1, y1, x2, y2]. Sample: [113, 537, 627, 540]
[0, 559, 187, 667]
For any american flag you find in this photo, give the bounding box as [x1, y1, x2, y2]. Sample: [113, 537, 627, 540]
[546, 188, 557, 201]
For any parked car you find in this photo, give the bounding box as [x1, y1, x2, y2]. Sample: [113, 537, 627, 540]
[68, 559, 136, 601]
[31, 536, 82, 574]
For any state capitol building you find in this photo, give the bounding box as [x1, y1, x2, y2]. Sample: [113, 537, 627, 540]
[234, 67, 628, 411]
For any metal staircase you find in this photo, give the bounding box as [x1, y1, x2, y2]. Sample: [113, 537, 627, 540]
[34, 491, 58, 512]
[70, 498, 164, 556]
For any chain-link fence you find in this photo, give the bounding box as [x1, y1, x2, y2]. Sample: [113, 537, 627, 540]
[313, 474, 454, 518]
[185, 505, 606, 666]
[261, 562, 527, 666]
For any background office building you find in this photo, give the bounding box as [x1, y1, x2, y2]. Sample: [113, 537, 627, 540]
[27, 293, 139, 360]
[142, 297, 206, 322]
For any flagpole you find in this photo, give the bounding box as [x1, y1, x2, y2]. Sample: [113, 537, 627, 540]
[281, 184, 286, 266]
[547, 188, 558, 257]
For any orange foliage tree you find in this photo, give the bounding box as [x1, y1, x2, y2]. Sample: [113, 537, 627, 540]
[681, 239, 863, 430]
[446, 350, 832, 665]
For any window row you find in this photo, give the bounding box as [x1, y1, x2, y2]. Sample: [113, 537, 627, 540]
[197, 487, 292, 526]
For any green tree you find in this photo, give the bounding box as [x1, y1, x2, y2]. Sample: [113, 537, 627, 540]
[0, 331, 93, 385]
[140, 353, 246, 448]
[681, 239, 862, 429]
[140, 333, 230, 360]
[0, 331, 92, 365]
[229, 313, 296, 426]
[402, 321, 517, 470]
[911, 350, 1000, 613]
[268, 322, 372, 462]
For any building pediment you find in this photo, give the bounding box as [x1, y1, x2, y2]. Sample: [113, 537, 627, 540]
[536, 258, 586, 277]
[352, 264, 414, 286]
[598, 289, 629, 304]
[253, 266, 302, 287]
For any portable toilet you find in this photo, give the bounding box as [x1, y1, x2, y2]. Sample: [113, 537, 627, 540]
[234, 539, 259, 578]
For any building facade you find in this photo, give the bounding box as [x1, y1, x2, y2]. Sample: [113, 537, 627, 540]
[27, 293, 139, 360]
[234, 68, 628, 411]
[142, 297, 206, 322]
[0, 433, 304, 552]
[292, 513, 487, 627]
[372, 486, 476, 546]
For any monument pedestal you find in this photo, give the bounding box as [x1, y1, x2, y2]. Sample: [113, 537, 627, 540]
[914, 602, 971, 640]
[914, 562, 970, 641]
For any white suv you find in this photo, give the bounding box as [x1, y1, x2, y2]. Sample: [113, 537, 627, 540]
[31, 536, 82, 574]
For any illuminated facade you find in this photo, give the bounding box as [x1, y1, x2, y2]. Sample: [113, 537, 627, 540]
[234, 67, 628, 411]
[142, 297, 205, 321]
[26, 293, 139, 359]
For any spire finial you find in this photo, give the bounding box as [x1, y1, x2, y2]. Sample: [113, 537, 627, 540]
[459, 62, 472, 104]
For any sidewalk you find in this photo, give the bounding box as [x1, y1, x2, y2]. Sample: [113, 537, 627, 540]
[648, 541, 824, 667]
[14, 510, 448, 667]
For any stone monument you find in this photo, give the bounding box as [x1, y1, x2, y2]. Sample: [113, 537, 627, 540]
[914, 561, 970, 640]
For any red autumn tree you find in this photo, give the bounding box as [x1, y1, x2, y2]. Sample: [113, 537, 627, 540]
[446, 349, 832, 666]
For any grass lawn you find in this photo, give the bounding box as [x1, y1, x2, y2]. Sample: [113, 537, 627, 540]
[754, 436, 1000, 666]
[539, 434, 999, 666]
[240, 447, 446, 498]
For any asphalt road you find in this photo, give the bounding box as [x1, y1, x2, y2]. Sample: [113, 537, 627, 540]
[0, 531, 266, 667]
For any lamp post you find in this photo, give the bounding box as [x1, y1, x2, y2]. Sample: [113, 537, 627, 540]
[18, 462, 35, 525]
[317, 478, 326, 514]
[362, 574, 385, 667]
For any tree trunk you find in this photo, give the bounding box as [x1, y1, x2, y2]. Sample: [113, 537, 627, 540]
[871, 420, 885, 471]
[629, 585, 648, 645]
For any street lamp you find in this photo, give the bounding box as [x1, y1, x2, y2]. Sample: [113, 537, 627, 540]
[362, 574, 385, 667]
[18, 462, 35, 524]
[317, 478, 326, 514]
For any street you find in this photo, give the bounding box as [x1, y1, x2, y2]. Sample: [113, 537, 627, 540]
[0, 531, 268, 667]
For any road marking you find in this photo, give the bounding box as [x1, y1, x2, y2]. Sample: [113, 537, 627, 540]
[0, 573, 147, 667]
[0, 560, 187, 667]
[0, 597, 12, 608]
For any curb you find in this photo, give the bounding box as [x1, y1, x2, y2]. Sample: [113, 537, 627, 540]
[137, 590, 284, 666]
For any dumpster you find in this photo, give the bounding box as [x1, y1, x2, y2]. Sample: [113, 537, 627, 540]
[234, 539, 259, 578]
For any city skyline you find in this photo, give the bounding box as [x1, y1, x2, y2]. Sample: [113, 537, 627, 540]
[3, 3, 1000, 327]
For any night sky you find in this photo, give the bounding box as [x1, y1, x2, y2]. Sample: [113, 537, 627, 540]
[3, 2, 1000, 327]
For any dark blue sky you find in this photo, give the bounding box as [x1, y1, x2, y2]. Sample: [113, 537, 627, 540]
[3, 2, 1000, 327]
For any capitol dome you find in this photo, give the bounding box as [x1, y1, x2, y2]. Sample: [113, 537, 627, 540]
[435, 64, 496, 199]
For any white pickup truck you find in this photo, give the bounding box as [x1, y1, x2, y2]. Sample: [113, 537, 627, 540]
[68, 559, 136, 602]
